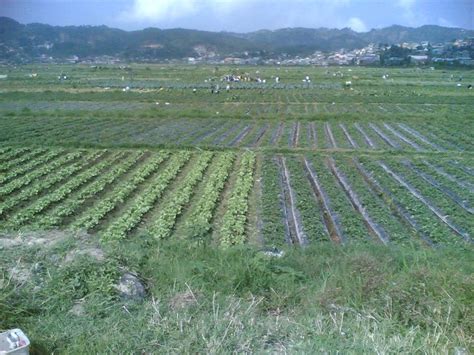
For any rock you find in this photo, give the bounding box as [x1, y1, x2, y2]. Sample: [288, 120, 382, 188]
[116, 272, 146, 301]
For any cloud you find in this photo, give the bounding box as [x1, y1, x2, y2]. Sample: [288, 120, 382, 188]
[396, 0, 417, 25]
[347, 17, 367, 32]
[397, 0, 416, 9]
[119, 0, 353, 24]
[119, 0, 263, 23]
[120, 0, 198, 22]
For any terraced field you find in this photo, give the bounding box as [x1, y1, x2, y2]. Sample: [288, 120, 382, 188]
[0, 64, 473, 249]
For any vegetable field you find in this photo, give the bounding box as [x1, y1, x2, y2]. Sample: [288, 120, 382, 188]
[0, 64, 473, 248]
[1, 116, 471, 151]
[0, 145, 472, 247]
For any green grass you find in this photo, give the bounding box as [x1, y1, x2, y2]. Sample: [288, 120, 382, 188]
[1, 235, 472, 353]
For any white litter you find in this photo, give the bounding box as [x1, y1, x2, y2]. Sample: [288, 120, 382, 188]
[0, 329, 30, 355]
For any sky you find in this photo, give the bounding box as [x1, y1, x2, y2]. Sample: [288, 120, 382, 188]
[1, 0, 473, 32]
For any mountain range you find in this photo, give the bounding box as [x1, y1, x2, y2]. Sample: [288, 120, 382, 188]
[1, 17, 473, 61]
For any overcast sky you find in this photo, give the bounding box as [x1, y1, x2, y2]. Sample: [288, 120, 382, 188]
[1, 0, 473, 32]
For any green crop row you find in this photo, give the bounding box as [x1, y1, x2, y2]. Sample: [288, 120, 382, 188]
[0, 150, 104, 218]
[4, 151, 125, 229]
[0, 148, 64, 185]
[0, 147, 31, 164]
[0, 148, 48, 172]
[148, 152, 214, 240]
[35, 151, 145, 229]
[0, 150, 78, 196]
[219, 152, 256, 247]
[101, 151, 191, 241]
[71, 152, 169, 231]
[183, 152, 235, 240]
[260, 156, 287, 247]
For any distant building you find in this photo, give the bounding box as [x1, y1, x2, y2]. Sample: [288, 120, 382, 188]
[223, 57, 244, 65]
[409, 55, 429, 64]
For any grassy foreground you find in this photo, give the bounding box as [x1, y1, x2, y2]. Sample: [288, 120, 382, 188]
[1, 234, 472, 354]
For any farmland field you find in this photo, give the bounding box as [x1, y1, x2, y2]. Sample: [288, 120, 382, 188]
[1, 64, 473, 353]
[1, 64, 473, 245]
[1, 146, 473, 248]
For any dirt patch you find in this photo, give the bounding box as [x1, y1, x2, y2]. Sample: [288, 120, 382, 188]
[0, 229, 103, 260]
[169, 290, 198, 311]
[8, 264, 32, 285]
[69, 300, 86, 317]
[0, 230, 65, 249]
[64, 247, 104, 264]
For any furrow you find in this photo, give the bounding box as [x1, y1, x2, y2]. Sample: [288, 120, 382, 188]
[147, 152, 213, 240]
[303, 157, 344, 244]
[101, 152, 191, 241]
[270, 122, 284, 145]
[0, 149, 64, 186]
[0, 147, 31, 164]
[422, 161, 474, 193]
[190, 122, 230, 145]
[397, 123, 445, 151]
[379, 161, 471, 243]
[324, 122, 337, 148]
[383, 123, 422, 151]
[308, 122, 317, 149]
[277, 156, 307, 246]
[339, 123, 358, 149]
[369, 123, 400, 149]
[402, 160, 473, 214]
[70, 152, 169, 231]
[273, 158, 292, 245]
[353, 158, 434, 246]
[354, 123, 376, 149]
[37, 151, 146, 228]
[328, 158, 389, 244]
[0, 151, 104, 218]
[450, 161, 474, 177]
[292, 122, 300, 148]
[4, 151, 124, 229]
[0, 148, 49, 172]
[213, 123, 243, 145]
[0, 151, 80, 197]
[251, 124, 269, 147]
[229, 125, 253, 146]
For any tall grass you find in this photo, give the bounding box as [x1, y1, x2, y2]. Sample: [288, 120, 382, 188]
[1, 237, 472, 353]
